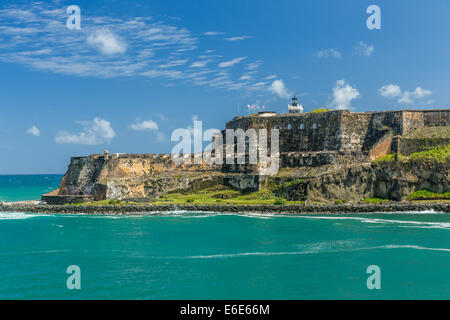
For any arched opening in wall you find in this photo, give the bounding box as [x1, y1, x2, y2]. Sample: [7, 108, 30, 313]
[312, 123, 318, 130]
[299, 124, 305, 130]
[287, 124, 292, 130]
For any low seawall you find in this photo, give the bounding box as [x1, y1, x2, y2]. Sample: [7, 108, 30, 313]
[0, 203, 449, 215]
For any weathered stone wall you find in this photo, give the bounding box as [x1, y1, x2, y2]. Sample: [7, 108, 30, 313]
[225, 111, 344, 152]
[398, 138, 450, 156]
[223, 110, 448, 158]
[401, 110, 450, 133]
[280, 151, 369, 167]
[422, 110, 450, 127]
[42, 194, 94, 205]
[368, 130, 393, 160]
[340, 111, 373, 152]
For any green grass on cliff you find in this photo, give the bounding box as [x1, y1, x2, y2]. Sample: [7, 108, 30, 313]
[409, 144, 450, 163]
[407, 190, 450, 201]
[71, 182, 305, 206]
[362, 198, 389, 204]
[373, 153, 405, 163]
[310, 108, 330, 113]
[373, 144, 450, 164]
[154, 186, 303, 206]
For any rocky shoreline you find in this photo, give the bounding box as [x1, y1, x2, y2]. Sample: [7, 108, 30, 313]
[0, 202, 449, 215]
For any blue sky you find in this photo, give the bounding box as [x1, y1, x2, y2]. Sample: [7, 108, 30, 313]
[0, 0, 449, 174]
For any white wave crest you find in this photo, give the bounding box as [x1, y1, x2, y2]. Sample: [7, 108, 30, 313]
[0, 212, 45, 220]
[176, 243, 450, 259]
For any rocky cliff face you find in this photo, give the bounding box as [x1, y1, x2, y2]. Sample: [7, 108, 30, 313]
[56, 153, 221, 201]
[297, 160, 449, 202]
[49, 152, 449, 204]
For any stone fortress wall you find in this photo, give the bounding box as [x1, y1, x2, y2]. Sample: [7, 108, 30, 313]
[42, 108, 450, 204]
[222, 109, 450, 170]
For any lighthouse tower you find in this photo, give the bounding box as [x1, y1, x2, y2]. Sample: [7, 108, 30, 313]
[288, 96, 303, 113]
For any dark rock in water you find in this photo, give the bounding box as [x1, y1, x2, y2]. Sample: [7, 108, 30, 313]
[0, 202, 449, 215]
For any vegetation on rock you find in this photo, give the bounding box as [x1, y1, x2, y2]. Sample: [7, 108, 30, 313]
[362, 198, 389, 204]
[407, 190, 450, 200]
[310, 108, 330, 113]
[373, 144, 450, 164]
[409, 144, 450, 163]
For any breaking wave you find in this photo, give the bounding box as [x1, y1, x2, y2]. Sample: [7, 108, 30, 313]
[0, 212, 46, 220]
[178, 244, 450, 259]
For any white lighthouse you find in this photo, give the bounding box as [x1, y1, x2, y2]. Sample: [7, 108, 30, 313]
[288, 96, 303, 113]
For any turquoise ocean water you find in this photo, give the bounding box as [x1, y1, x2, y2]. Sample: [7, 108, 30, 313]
[0, 175, 63, 202]
[0, 175, 449, 299]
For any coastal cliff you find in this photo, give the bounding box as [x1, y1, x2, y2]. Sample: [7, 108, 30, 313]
[48, 153, 221, 202]
[42, 108, 450, 205]
[42, 149, 449, 204]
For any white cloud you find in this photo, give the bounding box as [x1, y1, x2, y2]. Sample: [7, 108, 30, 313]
[55, 118, 115, 145]
[141, 69, 183, 79]
[0, 3, 275, 95]
[246, 60, 262, 70]
[190, 60, 211, 68]
[87, 28, 127, 55]
[218, 56, 247, 68]
[130, 120, 159, 131]
[269, 79, 291, 99]
[159, 59, 188, 68]
[399, 87, 432, 104]
[204, 31, 224, 36]
[317, 48, 341, 59]
[130, 119, 167, 142]
[239, 74, 252, 81]
[224, 36, 251, 41]
[26, 125, 40, 136]
[378, 84, 402, 98]
[378, 84, 432, 104]
[354, 41, 374, 57]
[330, 79, 360, 110]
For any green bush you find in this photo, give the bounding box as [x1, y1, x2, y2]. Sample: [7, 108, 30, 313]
[409, 145, 450, 163]
[274, 197, 287, 205]
[334, 199, 348, 205]
[362, 198, 389, 204]
[407, 190, 450, 200]
[373, 153, 405, 163]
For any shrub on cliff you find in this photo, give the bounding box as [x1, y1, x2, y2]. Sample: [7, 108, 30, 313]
[274, 197, 286, 205]
[373, 153, 404, 163]
[409, 144, 450, 163]
[362, 198, 389, 204]
[407, 190, 450, 200]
